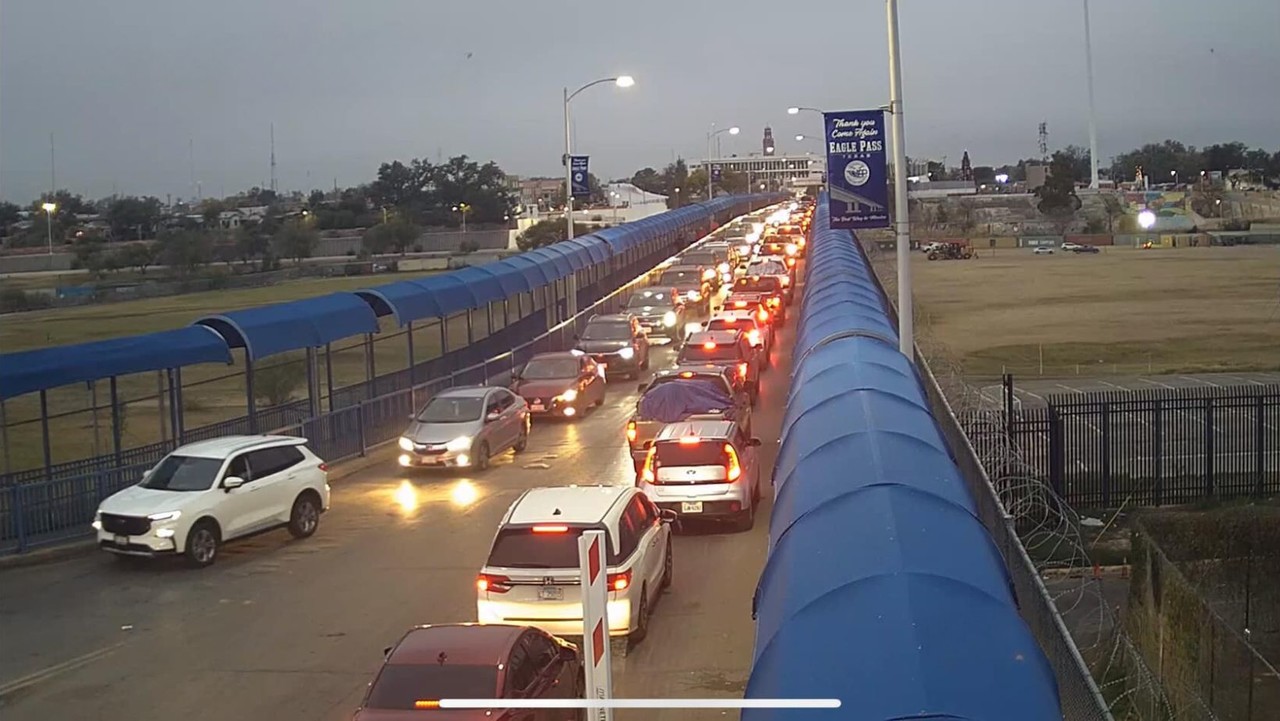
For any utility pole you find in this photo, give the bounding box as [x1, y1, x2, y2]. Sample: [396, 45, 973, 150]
[887, 0, 914, 358]
[270, 123, 278, 194]
[49, 132, 56, 195]
[1083, 0, 1100, 188]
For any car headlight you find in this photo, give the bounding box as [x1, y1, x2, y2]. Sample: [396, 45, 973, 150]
[687, 290, 702, 301]
[446, 436, 472, 452]
[702, 269, 716, 280]
[398, 436, 415, 451]
[618, 347, 635, 360]
[662, 311, 677, 327]
[92, 511, 102, 531]
[557, 388, 579, 403]
[718, 262, 730, 273]
[147, 511, 182, 522]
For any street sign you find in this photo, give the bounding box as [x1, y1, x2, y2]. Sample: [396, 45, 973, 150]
[823, 109, 890, 229]
[571, 156, 590, 198]
[711, 164, 722, 182]
[578, 529, 613, 721]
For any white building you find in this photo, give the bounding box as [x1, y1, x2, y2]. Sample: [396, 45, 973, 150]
[690, 153, 826, 193]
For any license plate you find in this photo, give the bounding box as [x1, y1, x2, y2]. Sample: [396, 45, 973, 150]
[113, 534, 128, 545]
[538, 586, 564, 601]
[530, 403, 545, 411]
[681, 501, 703, 514]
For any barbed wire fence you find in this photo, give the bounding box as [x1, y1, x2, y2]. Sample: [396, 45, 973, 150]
[863, 242, 1217, 720]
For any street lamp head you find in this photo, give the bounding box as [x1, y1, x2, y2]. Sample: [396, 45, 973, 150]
[41, 202, 57, 213]
[1137, 209, 1157, 229]
[728, 127, 740, 135]
[787, 107, 800, 115]
[795, 134, 805, 141]
[615, 75, 635, 88]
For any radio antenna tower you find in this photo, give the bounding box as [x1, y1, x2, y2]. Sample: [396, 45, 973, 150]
[270, 123, 278, 194]
[1038, 122, 1049, 162]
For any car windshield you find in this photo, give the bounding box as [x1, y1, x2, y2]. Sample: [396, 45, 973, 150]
[140, 455, 223, 492]
[706, 318, 754, 333]
[581, 322, 631, 341]
[487, 526, 619, 567]
[365, 664, 499, 709]
[417, 397, 484, 423]
[654, 440, 730, 467]
[680, 341, 744, 363]
[681, 253, 718, 266]
[748, 263, 786, 275]
[628, 294, 671, 309]
[521, 358, 580, 380]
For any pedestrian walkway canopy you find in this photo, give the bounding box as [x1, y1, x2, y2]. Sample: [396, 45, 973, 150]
[195, 292, 379, 361]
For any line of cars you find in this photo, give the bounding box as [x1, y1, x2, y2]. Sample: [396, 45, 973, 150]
[86, 200, 815, 718]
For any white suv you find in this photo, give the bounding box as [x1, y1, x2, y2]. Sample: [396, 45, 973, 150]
[639, 419, 763, 531]
[476, 486, 674, 648]
[93, 435, 331, 567]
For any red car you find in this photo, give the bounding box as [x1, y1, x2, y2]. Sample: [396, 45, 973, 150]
[354, 624, 584, 721]
[511, 351, 606, 419]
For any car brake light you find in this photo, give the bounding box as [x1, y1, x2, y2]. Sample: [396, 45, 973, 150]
[533, 524, 569, 533]
[747, 329, 761, 346]
[318, 463, 329, 472]
[641, 448, 656, 483]
[780, 276, 790, 286]
[738, 362, 749, 379]
[703, 341, 716, 350]
[725, 444, 742, 481]
[678, 371, 694, 378]
[608, 570, 631, 592]
[626, 421, 637, 443]
[477, 573, 511, 593]
[734, 300, 747, 308]
[757, 308, 769, 323]
[678, 436, 701, 445]
[414, 700, 441, 709]
[786, 257, 796, 268]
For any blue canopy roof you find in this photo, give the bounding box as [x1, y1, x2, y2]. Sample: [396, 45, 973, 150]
[354, 281, 443, 327]
[563, 236, 611, 264]
[476, 260, 533, 296]
[0, 326, 233, 400]
[450, 266, 506, 306]
[524, 246, 574, 278]
[415, 274, 480, 316]
[195, 292, 379, 360]
[500, 255, 552, 288]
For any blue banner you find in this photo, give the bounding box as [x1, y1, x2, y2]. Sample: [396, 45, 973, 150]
[823, 109, 890, 229]
[570, 156, 590, 198]
[711, 164, 722, 182]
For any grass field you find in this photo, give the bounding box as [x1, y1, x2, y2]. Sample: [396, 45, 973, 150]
[1, 270, 531, 474]
[908, 246, 1280, 379]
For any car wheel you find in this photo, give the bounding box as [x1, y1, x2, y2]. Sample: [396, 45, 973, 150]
[734, 503, 755, 532]
[288, 492, 321, 539]
[474, 441, 490, 471]
[625, 369, 639, 381]
[184, 520, 220, 568]
[628, 585, 650, 649]
[513, 427, 529, 453]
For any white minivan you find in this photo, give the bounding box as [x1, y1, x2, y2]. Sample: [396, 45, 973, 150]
[476, 486, 674, 648]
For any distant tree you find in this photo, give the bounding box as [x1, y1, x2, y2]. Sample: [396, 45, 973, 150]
[240, 187, 278, 207]
[719, 169, 749, 194]
[429, 155, 519, 225]
[1036, 152, 1083, 232]
[308, 189, 326, 207]
[369, 160, 424, 210]
[1201, 142, 1249, 173]
[362, 217, 419, 255]
[252, 354, 304, 406]
[233, 222, 270, 267]
[70, 236, 107, 275]
[1101, 193, 1125, 232]
[201, 199, 229, 228]
[0, 201, 20, 236]
[458, 239, 479, 255]
[515, 220, 590, 251]
[106, 196, 163, 240]
[114, 243, 159, 274]
[630, 167, 664, 195]
[35, 190, 93, 216]
[156, 230, 212, 276]
[273, 221, 319, 264]
[1057, 145, 1092, 182]
[972, 166, 996, 185]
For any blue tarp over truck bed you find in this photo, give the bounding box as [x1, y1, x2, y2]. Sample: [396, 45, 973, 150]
[636, 379, 734, 423]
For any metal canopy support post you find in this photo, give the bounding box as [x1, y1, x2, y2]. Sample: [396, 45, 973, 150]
[245, 357, 258, 434]
[39, 390, 53, 477]
[0, 397, 11, 476]
[364, 332, 376, 383]
[305, 346, 319, 419]
[325, 343, 335, 411]
[886, 0, 914, 359]
[171, 368, 186, 445]
[439, 318, 449, 354]
[109, 377, 123, 464]
[407, 321, 417, 386]
[466, 310, 474, 345]
[156, 371, 168, 446]
[90, 380, 102, 457]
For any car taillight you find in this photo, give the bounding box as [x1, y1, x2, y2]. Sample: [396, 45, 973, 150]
[641, 448, 656, 483]
[757, 308, 769, 323]
[747, 329, 761, 346]
[414, 700, 441, 710]
[477, 573, 511, 593]
[626, 421, 637, 443]
[703, 341, 717, 350]
[734, 300, 748, 308]
[738, 362, 749, 379]
[724, 444, 742, 481]
[780, 276, 790, 287]
[768, 296, 781, 308]
[786, 257, 796, 268]
[318, 463, 329, 472]
[608, 570, 632, 592]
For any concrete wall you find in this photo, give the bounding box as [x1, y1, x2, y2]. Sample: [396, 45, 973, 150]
[1064, 234, 1114, 246]
[0, 253, 75, 274]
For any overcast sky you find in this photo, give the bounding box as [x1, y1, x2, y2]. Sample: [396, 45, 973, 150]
[2, 0, 1277, 204]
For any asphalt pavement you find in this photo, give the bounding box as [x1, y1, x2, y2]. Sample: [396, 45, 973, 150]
[0, 284, 799, 721]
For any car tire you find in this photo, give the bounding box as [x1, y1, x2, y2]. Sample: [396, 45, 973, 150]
[734, 504, 755, 532]
[628, 585, 650, 649]
[475, 441, 490, 471]
[513, 428, 529, 453]
[184, 520, 220, 568]
[288, 492, 321, 539]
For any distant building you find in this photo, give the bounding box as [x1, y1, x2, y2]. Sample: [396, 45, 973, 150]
[690, 154, 824, 192]
[762, 127, 776, 157]
[506, 175, 563, 213]
[1025, 164, 1048, 190]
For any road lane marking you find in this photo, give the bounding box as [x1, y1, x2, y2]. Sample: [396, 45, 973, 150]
[0, 642, 126, 699]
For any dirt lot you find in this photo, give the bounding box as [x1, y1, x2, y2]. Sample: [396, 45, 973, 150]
[0, 272, 505, 473]
[908, 245, 1280, 379]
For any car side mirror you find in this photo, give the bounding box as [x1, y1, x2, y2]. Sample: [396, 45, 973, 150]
[559, 646, 577, 662]
[383, 646, 393, 658]
[485, 412, 501, 423]
[748, 437, 763, 447]
[223, 476, 245, 491]
[659, 509, 679, 523]
[636, 383, 648, 393]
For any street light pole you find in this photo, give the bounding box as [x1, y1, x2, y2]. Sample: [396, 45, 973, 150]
[41, 202, 57, 256]
[563, 75, 635, 241]
[705, 125, 740, 201]
[887, 0, 914, 358]
[1083, 0, 1100, 189]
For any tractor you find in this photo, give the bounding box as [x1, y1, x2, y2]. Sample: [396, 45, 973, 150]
[926, 242, 974, 260]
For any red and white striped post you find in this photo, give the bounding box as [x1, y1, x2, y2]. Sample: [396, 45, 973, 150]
[578, 529, 613, 721]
